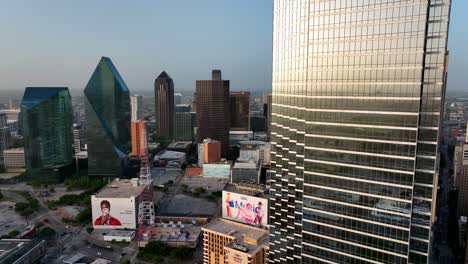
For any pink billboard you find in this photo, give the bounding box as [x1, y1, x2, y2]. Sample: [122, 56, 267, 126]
[222, 190, 268, 227]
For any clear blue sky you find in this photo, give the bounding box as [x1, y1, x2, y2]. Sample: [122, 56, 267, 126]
[0, 1, 466, 94]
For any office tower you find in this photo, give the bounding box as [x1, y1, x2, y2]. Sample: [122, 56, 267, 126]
[212, 70, 222, 81]
[175, 104, 192, 113]
[131, 120, 147, 158]
[131, 94, 143, 122]
[174, 93, 183, 105]
[73, 124, 86, 154]
[269, 1, 451, 263]
[198, 138, 221, 166]
[196, 70, 230, 156]
[174, 112, 195, 142]
[85, 57, 131, 177]
[21, 87, 73, 176]
[0, 114, 11, 167]
[154, 71, 175, 141]
[263, 94, 272, 141]
[3, 148, 25, 173]
[230, 91, 251, 131]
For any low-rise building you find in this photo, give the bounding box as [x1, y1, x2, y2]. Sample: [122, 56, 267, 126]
[0, 239, 47, 264]
[229, 131, 253, 147]
[203, 162, 231, 179]
[57, 206, 85, 221]
[202, 218, 269, 264]
[239, 141, 271, 165]
[153, 150, 186, 167]
[139, 217, 207, 248]
[231, 161, 260, 184]
[2, 148, 25, 172]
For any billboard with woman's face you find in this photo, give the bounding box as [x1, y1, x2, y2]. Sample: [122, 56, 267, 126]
[222, 191, 268, 227]
[91, 196, 137, 229]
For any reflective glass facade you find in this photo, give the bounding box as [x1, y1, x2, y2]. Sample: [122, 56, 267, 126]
[269, 1, 451, 263]
[85, 57, 131, 176]
[21, 87, 73, 175]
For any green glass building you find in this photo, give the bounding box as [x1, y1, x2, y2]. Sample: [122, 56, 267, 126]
[21, 87, 73, 177]
[85, 57, 131, 176]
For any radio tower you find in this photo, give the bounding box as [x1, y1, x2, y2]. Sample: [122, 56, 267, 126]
[132, 120, 156, 241]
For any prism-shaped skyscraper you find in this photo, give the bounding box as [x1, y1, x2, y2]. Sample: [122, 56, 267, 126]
[85, 57, 131, 176]
[21, 87, 73, 177]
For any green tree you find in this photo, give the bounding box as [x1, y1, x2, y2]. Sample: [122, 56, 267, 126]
[170, 246, 194, 260]
[120, 259, 131, 264]
[8, 230, 20, 238]
[86, 227, 94, 234]
[38, 227, 56, 238]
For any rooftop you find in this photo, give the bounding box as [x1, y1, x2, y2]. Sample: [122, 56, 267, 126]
[154, 150, 186, 160]
[239, 140, 269, 147]
[233, 162, 258, 169]
[202, 218, 269, 255]
[3, 148, 24, 154]
[93, 178, 144, 198]
[224, 183, 268, 198]
[168, 141, 192, 149]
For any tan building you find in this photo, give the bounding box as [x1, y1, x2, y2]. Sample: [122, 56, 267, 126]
[457, 143, 468, 217]
[3, 147, 25, 172]
[202, 218, 268, 264]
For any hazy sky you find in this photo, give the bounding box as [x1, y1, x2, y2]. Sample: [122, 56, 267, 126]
[0, 1, 466, 95]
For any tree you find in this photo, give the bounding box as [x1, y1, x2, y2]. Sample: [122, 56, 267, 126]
[38, 227, 56, 238]
[8, 230, 20, 238]
[120, 259, 131, 264]
[170, 246, 194, 260]
[0, 190, 3, 200]
[86, 227, 94, 234]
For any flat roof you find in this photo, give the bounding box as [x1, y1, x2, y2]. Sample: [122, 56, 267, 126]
[154, 150, 186, 160]
[93, 179, 144, 198]
[239, 140, 269, 146]
[224, 183, 267, 198]
[202, 218, 269, 254]
[233, 162, 258, 169]
[3, 148, 24, 153]
[168, 141, 192, 148]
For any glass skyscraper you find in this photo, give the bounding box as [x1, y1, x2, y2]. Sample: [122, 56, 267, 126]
[21, 87, 73, 176]
[85, 57, 131, 177]
[269, 1, 451, 264]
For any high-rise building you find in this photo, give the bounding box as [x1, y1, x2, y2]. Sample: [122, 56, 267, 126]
[174, 93, 183, 105]
[196, 70, 230, 156]
[456, 142, 468, 218]
[21, 87, 73, 176]
[3, 148, 25, 172]
[263, 94, 272, 141]
[175, 104, 192, 113]
[0, 113, 10, 167]
[73, 124, 86, 154]
[131, 94, 143, 122]
[269, 1, 451, 263]
[154, 71, 175, 141]
[85, 57, 131, 177]
[230, 91, 251, 131]
[131, 120, 148, 158]
[174, 112, 195, 142]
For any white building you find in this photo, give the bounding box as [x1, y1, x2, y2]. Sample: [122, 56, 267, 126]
[131, 94, 143, 122]
[3, 148, 25, 172]
[239, 141, 271, 165]
[73, 124, 86, 154]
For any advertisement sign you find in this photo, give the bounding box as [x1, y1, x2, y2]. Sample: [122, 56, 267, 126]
[91, 196, 137, 229]
[225, 248, 248, 264]
[222, 190, 268, 226]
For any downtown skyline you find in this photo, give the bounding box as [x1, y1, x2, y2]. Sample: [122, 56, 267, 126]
[0, 1, 467, 94]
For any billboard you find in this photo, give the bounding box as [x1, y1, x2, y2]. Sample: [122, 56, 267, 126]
[91, 196, 137, 229]
[222, 190, 268, 227]
[225, 248, 248, 264]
